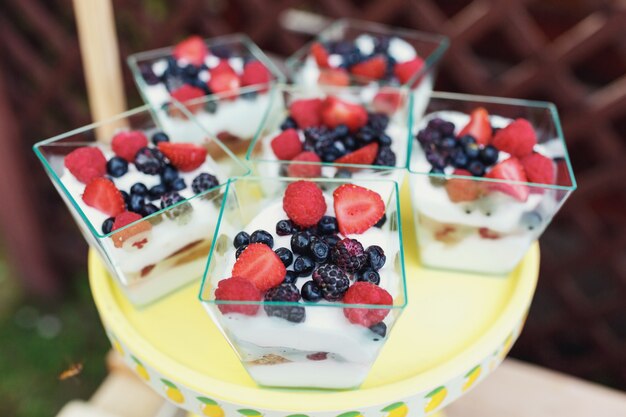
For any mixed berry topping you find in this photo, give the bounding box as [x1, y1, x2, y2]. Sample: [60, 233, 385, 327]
[312, 264, 350, 301]
[264, 283, 305, 323]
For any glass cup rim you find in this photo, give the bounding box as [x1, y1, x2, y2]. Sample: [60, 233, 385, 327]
[407, 91, 578, 192]
[198, 175, 408, 310]
[32, 103, 251, 239]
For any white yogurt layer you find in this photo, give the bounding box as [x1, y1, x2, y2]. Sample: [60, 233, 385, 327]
[206, 199, 402, 389]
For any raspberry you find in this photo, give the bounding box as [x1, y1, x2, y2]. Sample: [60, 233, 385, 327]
[492, 118, 537, 158]
[111, 130, 149, 162]
[312, 264, 350, 301]
[520, 152, 555, 185]
[264, 283, 305, 323]
[215, 277, 262, 316]
[282, 180, 327, 227]
[64, 147, 107, 184]
[343, 282, 393, 327]
[331, 238, 367, 273]
[271, 129, 302, 161]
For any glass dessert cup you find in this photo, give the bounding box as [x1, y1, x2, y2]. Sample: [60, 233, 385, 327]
[246, 84, 411, 184]
[285, 18, 448, 119]
[128, 33, 285, 156]
[199, 176, 407, 389]
[33, 104, 250, 307]
[408, 92, 577, 275]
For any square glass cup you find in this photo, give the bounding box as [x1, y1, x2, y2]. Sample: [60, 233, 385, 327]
[245, 84, 411, 184]
[407, 92, 577, 274]
[128, 33, 285, 157]
[199, 176, 407, 389]
[33, 103, 250, 306]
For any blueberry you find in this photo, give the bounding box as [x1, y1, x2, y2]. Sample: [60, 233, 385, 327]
[275, 247, 293, 267]
[317, 216, 338, 235]
[521, 212, 543, 231]
[378, 133, 392, 147]
[129, 193, 145, 213]
[120, 191, 130, 208]
[426, 151, 446, 170]
[280, 116, 298, 130]
[440, 136, 457, 150]
[235, 244, 247, 258]
[323, 234, 340, 248]
[141, 203, 159, 217]
[355, 268, 380, 285]
[102, 217, 114, 234]
[333, 124, 349, 138]
[276, 219, 298, 236]
[479, 145, 499, 165]
[291, 232, 312, 255]
[342, 135, 358, 151]
[160, 165, 179, 185]
[459, 135, 476, 146]
[301, 281, 322, 302]
[148, 183, 168, 200]
[450, 148, 469, 168]
[464, 142, 480, 160]
[134, 147, 165, 175]
[367, 113, 389, 132]
[365, 245, 386, 270]
[250, 230, 274, 248]
[233, 231, 250, 249]
[467, 160, 486, 177]
[369, 322, 387, 338]
[374, 213, 387, 228]
[440, 121, 455, 136]
[334, 169, 352, 179]
[309, 240, 330, 263]
[293, 256, 315, 277]
[130, 182, 148, 196]
[204, 100, 218, 114]
[106, 157, 128, 177]
[375, 146, 396, 167]
[151, 132, 170, 145]
[356, 127, 377, 144]
[169, 177, 187, 192]
[284, 270, 298, 284]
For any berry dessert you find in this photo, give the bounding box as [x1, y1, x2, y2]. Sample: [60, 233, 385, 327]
[128, 34, 283, 155]
[408, 95, 576, 274]
[201, 178, 406, 389]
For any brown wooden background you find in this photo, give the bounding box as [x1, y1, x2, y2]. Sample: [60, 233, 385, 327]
[1, 0, 625, 390]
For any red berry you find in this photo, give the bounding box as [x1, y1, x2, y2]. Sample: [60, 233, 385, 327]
[270, 128, 302, 160]
[82, 177, 125, 217]
[111, 130, 149, 162]
[343, 282, 393, 327]
[478, 227, 500, 240]
[521, 152, 555, 185]
[444, 169, 482, 202]
[394, 57, 425, 85]
[310, 42, 330, 68]
[111, 211, 152, 249]
[214, 277, 262, 315]
[241, 60, 272, 91]
[350, 55, 386, 80]
[170, 85, 205, 113]
[318, 68, 350, 87]
[492, 118, 537, 158]
[209, 62, 240, 97]
[320, 96, 368, 132]
[172, 36, 207, 67]
[289, 98, 323, 129]
[282, 180, 327, 227]
[112, 211, 142, 230]
[485, 157, 529, 201]
[158, 142, 207, 172]
[373, 90, 403, 115]
[64, 147, 107, 184]
[333, 184, 385, 235]
[232, 243, 286, 291]
[458, 107, 493, 146]
[287, 151, 322, 178]
[334, 143, 379, 167]
[212, 60, 236, 75]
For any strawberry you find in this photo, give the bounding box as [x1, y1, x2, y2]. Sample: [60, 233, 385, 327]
[214, 277, 262, 315]
[241, 60, 272, 91]
[310, 42, 330, 68]
[521, 152, 555, 185]
[394, 57, 425, 85]
[333, 184, 385, 235]
[287, 151, 322, 178]
[112, 211, 142, 231]
[64, 147, 107, 184]
[82, 178, 125, 217]
[111, 130, 149, 162]
[334, 143, 379, 167]
[458, 107, 493, 146]
[172, 35, 208, 67]
[212, 60, 236, 75]
[320, 96, 368, 132]
[492, 118, 537, 158]
[373, 90, 404, 115]
[270, 129, 302, 160]
[232, 243, 286, 291]
[343, 282, 393, 327]
[350, 55, 386, 80]
[157, 142, 207, 172]
[289, 98, 323, 129]
[444, 169, 482, 202]
[318, 68, 350, 87]
[282, 180, 327, 227]
[209, 62, 240, 97]
[170, 85, 205, 113]
[478, 227, 500, 239]
[111, 211, 152, 249]
[485, 157, 529, 201]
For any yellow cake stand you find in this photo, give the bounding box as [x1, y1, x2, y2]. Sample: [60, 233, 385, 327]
[89, 184, 539, 417]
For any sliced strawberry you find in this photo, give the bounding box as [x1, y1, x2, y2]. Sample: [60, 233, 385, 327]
[458, 107, 493, 146]
[287, 151, 322, 178]
[343, 282, 392, 327]
[214, 276, 262, 315]
[333, 184, 385, 235]
[211, 60, 236, 75]
[394, 57, 425, 85]
[64, 147, 107, 184]
[289, 98, 323, 129]
[350, 55, 386, 80]
[318, 68, 350, 87]
[240, 60, 272, 91]
[373, 90, 403, 115]
[282, 180, 327, 227]
[320, 96, 368, 132]
[157, 142, 207, 172]
[110, 211, 152, 249]
[232, 243, 286, 291]
[209, 62, 240, 98]
[492, 118, 537, 158]
[82, 177, 125, 217]
[444, 169, 482, 202]
[170, 85, 205, 113]
[485, 157, 529, 201]
[478, 227, 500, 240]
[270, 129, 302, 160]
[172, 36, 208, 67]
[521, 152, 555, 185]
[310, 42, 330, 68]
[334, 143, 379, 167]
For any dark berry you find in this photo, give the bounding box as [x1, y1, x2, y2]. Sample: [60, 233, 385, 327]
[450, 148, 469, 168]
[374, 213, 387, 228]
[323, 234, 340, 248]
[211, 44, 232, 58]
[139, 63, 160, 85]
[169, 177, 186, 192]
[342, 135, 358, 151]
[129, 193, 145, 213]
[355, 268, 380, 285]
[464, 142, 480, 159]
[120, 191, 130, 207]
[312, 264, 350, 301]
[369, 322, 387, 338]
[479, 145, 499, 165]
[427, 118, 445, 130]
[317, 216, 338, 235]
[140, 203, 159, 217]
[106, 157, 128, 177]
[191, 173, 219, 194]
[204, 100, 218, 114]
[367, 113, 389, 132]
[331, 238, 367, 273]
[333, 124, 349, 139]
[276, 219, 298, 236]
[151, 132, 170, 145]
[135, 147, 165, 175]
[440, 121, 455, 136]
[160, 192, 191, 220]
[378, 133, 392, 147]
[521, 211, 543, 231]
[467, 160, 486, 177]
[365, 245, 386, 270]
[130, 182, 148, 196]
[426, 151, 446, 169]
[235, 244, 247, 258]
[280, 116, 298, 130]
[334, 169, 352, 179]
[240, 90, 257, 100]
[148, 183, 168, 200]
[309, 240, 330, 263]
[440, 136, 457, 150]
[356, 127, 377, 144]
[160, 164, 180, 185]
[250, 230, 274, 248]
[459, 135, 476, 146]
[264, 283, 305, 323]
[233, 231, 250, 248]
[291, 232, 312, 255]
[284, 270, 298, 284]
[102, 217, 114, 234]
[293, 256, 315, 277]
[301, 281, 322, 302]
[375, 146, 396, 167]
[275, 247, 293, 267]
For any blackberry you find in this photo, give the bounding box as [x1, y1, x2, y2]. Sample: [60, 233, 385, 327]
[333, 124, 349, 139]
[479, 145, 499, 165]
[312, 264, 350, 301]
[250, 229, 273, 248]
[169, 177, 186, 192]
[334, 169, 352, 179]
[275, 247, 293, 267]
[439, 121, 455, 136]
[160, 165, 180, 185]
[140, 203, 159, 218]
[291, 232, 312, 255]
[355, 268, 380, 285]
[264, 283, 305, 323]
[375, 146, 396, 167]
[317, 216, 338, 235]
[106, 157, 128, 178]
[148, 183, 168, 201]
[374, 213, 387, 228]
[139, 63, 160, 85]
[426, 151, 446, 170]
[369, 322, 387, 338]
[160, 192, 192, 221]
[276, 219, 298, 236]
[235, 244, 247, 258]
[284, 270, 298, 284]
[467, 160, 486, 177]
[378, 133, 392, 147]
[309, 240, 330, 263]
[367, 112, 389, 132]
[280, 116, 298, 130]
[131, 183, 148, 196]
[233, 231, 250, 248]
[356, 126, 377, 144]
[151, 132, 170, 145]
[331, 238, 367, 273]
[135, 147, 165, 175]
[301, 280, 322, 302]
[129, 193, 145, 213]
[342, 135, 358, 151]
[427, 118, 446, 130]
[293, 256, 315, 277]
[102, 217, 114, 234]
[365, 245, 386, 270]
[191, 173, 219, 194]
